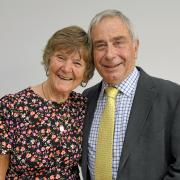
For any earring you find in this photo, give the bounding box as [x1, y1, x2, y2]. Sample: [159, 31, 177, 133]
[46, 68, 49, 76]
[81, 81, 87, 87]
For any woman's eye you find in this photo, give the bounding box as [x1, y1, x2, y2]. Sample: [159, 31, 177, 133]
[55, 55, 65, 62]
[57, 56, 64, 60]
[74, 61, 82, 66]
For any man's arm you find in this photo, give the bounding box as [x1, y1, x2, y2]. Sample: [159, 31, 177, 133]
[163, 100, 180, 180]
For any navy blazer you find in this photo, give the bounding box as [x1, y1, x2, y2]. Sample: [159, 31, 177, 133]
[82, 67, 180, 180]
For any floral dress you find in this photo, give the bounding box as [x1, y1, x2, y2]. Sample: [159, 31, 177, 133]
[0, 87, 87, 179]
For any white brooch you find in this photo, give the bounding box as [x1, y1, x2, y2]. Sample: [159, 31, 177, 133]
[60, 125, 65, 132]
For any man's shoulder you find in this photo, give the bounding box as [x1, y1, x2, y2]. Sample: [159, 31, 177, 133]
[138, 67, 180, 96]
[152, 76, 180, 95]
[83, 82, 102, 97]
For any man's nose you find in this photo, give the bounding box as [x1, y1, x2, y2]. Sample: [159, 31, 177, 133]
[106, 44, 116, 60]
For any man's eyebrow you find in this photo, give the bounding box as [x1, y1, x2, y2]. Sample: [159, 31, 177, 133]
[93, 40, 106, 44]
[112, 36, 126, 41]
[93, 36, 126, 44]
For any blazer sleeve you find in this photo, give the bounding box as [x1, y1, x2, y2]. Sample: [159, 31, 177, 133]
[163, 99, 180, 180]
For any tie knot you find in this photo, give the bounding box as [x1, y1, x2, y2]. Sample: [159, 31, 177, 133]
[105, 87, 119, 98]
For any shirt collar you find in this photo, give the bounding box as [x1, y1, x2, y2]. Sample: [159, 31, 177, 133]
[100, 67, 140, 97]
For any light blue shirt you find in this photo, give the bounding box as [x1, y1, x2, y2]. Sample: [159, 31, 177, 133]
[88, 67, 140, 180]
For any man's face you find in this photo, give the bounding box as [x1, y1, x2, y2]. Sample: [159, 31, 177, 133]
[91, 16, 139, 85]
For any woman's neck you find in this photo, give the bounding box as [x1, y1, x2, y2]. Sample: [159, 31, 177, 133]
[41, 81, 68, 103]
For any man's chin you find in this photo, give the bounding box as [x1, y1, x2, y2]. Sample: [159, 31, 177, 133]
[104, 77, 121, 85]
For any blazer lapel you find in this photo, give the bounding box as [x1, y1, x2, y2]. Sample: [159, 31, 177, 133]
[117, 68, 158, 174]
[82, 83, 102, 178]
[83, 83, 102, 145]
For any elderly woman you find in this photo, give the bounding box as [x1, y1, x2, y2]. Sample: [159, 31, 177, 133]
[0, 26, 94, 179]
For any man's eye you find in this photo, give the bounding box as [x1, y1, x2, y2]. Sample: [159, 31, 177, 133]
[114, 41, 126, 47]
[94, 44, 106, 50]
[115, 41, 121, 45]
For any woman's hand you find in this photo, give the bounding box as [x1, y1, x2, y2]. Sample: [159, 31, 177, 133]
[0, 154, 10, 180]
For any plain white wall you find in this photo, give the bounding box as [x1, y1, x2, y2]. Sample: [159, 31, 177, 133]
[1, 0, 180, 97]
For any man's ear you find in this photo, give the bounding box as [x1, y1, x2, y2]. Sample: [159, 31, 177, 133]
[134, 39, 139, 59]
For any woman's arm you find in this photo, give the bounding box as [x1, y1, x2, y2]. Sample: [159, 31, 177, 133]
[0, 154, 9, 180]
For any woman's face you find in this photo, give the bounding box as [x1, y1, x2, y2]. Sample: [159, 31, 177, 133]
[47, 50, 86, 97]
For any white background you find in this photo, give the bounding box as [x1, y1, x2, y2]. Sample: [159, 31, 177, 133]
[1, 0, 180, 97]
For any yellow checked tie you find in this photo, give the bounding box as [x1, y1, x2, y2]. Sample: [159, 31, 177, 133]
[95, 86, 119, 180]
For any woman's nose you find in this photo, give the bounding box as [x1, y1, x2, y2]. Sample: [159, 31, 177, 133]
[61, 61, 72, 72]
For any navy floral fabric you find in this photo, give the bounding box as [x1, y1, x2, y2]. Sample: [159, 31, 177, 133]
[0, 87, 87, 179]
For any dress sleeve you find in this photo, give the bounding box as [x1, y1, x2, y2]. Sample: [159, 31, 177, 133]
[0, 95, 14, 154]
